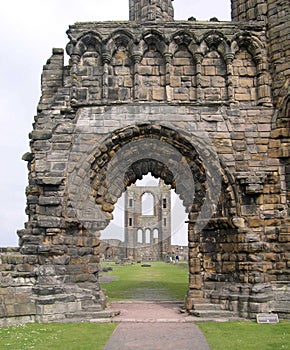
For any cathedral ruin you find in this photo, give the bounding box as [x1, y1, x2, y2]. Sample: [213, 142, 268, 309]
[0, 0, 289, 325]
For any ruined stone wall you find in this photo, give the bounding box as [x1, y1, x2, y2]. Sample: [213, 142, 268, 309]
[0, 248, 37, 326]
[0, 1, 289, 324]
[267, 0, 290, 107]
[63, 21, 272, 107]
[231, 0, 290, 106]
[231, 0, 268, 22]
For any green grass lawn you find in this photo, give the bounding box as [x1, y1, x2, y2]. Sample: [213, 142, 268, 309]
[0, 321, 289, 350]
[197, 321, 290, 350]
[100, 261, 188, 301]
[1, 262, 289, 350]
[0, 322, 117, 350]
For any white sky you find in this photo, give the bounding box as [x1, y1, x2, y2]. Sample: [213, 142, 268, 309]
[0, 0, 231, 246]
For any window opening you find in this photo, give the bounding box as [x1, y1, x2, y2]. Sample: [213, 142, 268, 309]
[137, 229, 143, 243]
[142, 192, 154, 216]
[145, 228, 151, 244]
[153, 228, 159, 239]
[163, 198, 167, 208]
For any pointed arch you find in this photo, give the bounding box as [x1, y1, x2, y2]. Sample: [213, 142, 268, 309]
[104, 31, 135, 102]
[231, 32, 265, 61]
[201, 49, 227, 101]
[172, 30, 197, 48]
[142, 29, 168, 56]
[231, 32, 271, 105]
[171, 41, 196, 102]
[105, 30, 135, 57]
[201, 30, 231, 60]
[70, 31, 103, 57]
[139, 31, 167, 101]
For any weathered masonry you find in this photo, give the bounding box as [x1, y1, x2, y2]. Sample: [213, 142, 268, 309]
[0, 0, 289, 325]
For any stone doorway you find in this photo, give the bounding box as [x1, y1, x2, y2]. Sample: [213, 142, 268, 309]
[100, 173, 187, 263]
[66, 117, 236, 311]
[99, 172, 189, 304]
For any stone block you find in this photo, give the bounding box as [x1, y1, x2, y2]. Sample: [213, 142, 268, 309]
[170, 76, 181, 87]
[174, 58, 192, 66]
[203, 66, 216, 76]
[152, 87, 165, 100]
[180, 66, 194, 76]
[139, 66, 152, 75]
[247, 218, 263, 228]
[38, 217, 62, 228]
[39, 196, 61, 206]
[189, 274, 202, 289]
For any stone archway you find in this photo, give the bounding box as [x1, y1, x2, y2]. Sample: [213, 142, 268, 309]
[1, 0, 290, 326]
[66, 121, 236, 310]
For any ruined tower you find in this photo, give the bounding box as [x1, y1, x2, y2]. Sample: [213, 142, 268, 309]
[124, 180, 171, 260]
[0, 0, 289, 325]
[129, 0, 174, 21]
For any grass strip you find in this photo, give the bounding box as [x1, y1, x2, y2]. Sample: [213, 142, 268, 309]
[0, 322, 117, 350]
[197, 321, 290, 350]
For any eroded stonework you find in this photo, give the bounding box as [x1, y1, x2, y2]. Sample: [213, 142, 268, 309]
[0, 0, 289, 325]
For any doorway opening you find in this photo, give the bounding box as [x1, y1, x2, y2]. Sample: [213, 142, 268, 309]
[100, 173, 189, 302]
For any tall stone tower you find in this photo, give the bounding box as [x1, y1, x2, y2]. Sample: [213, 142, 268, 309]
[124, 180, 171, 260]
[0, 0, 289, 325]
[231, 0, 290, 106]
[129, 0, 174, 21]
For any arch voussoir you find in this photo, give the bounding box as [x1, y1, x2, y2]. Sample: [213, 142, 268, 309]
[90, 124, 208, 216]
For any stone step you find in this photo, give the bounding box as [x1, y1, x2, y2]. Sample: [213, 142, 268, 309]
[190, 309, 236, 318]
[190, 303, 237, 319]
[66, 309, 120, 320]
[192, 303, 222, 311]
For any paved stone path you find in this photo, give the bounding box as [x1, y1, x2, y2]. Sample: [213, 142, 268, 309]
[111, 301, 196, 323]
[102, 302, 211, 350]
[104, 322, 211, 350]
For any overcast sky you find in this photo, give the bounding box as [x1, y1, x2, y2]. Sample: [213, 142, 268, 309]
[0, 0, 231, 246]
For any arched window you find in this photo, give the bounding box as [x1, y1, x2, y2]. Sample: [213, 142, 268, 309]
[141, 192, 154, 216]
[137, 229, 143, 243]
[145, 228, 151, 244]
[153, 228, 159, 239]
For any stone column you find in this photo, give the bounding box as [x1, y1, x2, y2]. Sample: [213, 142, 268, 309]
[186, 215, 204, 310]
[131, 53, 142, 100]
[225, 53, 235, 103]
[102, 52, 112, 100]
[256, 55, 272, 107]
[194, 53, 203, 103]
[70, 54, 80, 105]
[164, 52, 173, 102]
